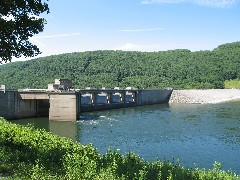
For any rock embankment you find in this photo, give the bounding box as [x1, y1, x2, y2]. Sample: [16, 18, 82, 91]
[169, 89, 240, 104]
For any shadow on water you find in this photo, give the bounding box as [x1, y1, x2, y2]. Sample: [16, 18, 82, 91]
[10, 118, 50, 131]
[49, 121, 79, 141]
[10, 117, 79, 141]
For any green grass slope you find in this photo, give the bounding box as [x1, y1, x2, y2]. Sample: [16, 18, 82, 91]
[224, 79, 240, 89]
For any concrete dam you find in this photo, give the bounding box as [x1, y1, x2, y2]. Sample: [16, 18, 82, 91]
[0, 80, 173, 121]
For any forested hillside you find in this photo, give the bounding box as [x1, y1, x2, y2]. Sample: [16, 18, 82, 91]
[0, 42, 240, 89]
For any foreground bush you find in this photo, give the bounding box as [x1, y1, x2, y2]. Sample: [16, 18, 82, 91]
[0, 118, 239, 179]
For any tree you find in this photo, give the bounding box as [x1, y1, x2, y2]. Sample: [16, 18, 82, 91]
[0, 0, 49, 63]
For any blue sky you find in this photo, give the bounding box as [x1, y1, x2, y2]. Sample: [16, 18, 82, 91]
[18, 0, 240, 61]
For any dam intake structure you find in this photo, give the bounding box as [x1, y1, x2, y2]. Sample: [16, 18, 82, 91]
[0, 79, 173, 121]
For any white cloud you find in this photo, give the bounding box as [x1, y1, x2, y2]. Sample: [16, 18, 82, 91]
[141, 0, 238, 8]
[113, 43, 144, 51]
[11, 33, 83, 62]
[142, 0, 185, 4]
[113, 42, 175, 51]
[31, 33, 82, 39]
[120, 27, 165, 32]
[29, 32, 82, 51]
[195, 0, 237, 8]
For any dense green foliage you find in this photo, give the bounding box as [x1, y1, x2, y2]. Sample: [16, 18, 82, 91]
[0, 0, 49, 63]
[0, 42, 240, 89]
[0, 118, 239, 179]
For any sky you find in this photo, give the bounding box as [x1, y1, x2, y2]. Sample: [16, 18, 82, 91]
[14, 0, 240, 61]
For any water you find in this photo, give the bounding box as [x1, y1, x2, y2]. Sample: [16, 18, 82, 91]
[11, 101, 240, 173]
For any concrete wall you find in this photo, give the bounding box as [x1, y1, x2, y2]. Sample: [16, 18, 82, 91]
[0, 91, 17, 119]
[137, 89, 173, 106]
[49, 93, 78, 121]
[0, 91, 38, 119]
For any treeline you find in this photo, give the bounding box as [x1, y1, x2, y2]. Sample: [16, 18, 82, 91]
[0, 42, 240, 89]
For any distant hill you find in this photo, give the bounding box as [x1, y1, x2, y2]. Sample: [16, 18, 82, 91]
[0, 42, 240, 90]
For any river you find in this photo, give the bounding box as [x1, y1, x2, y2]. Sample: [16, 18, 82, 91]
[11, 101, 240, 174]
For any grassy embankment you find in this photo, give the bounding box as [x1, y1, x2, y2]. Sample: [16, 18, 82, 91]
[224, 79, 240, 89]
[0, 117, 239, 179]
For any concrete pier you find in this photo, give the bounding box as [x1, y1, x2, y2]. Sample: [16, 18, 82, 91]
[49, 93, 79, 121]
[0, 89, 173, 121]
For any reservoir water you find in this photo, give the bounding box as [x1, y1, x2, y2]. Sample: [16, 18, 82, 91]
[12, 101, 240, 174]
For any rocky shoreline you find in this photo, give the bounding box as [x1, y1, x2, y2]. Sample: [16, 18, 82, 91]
[169, 89, 240, 104]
